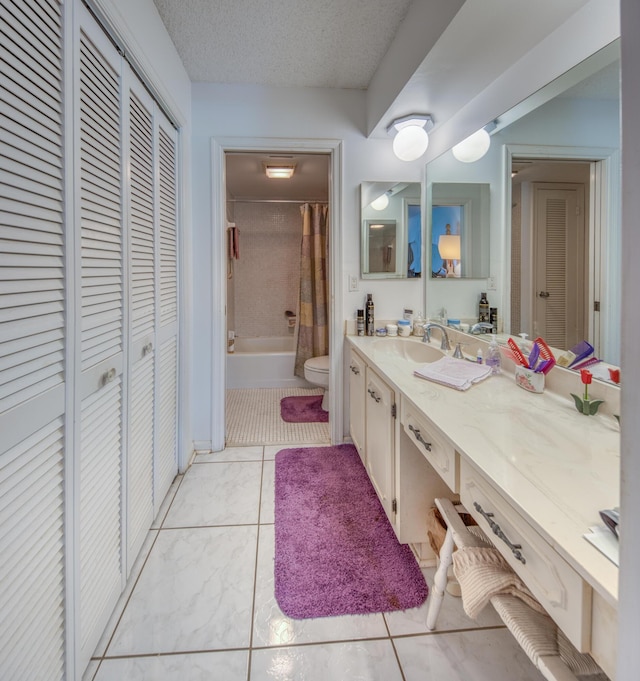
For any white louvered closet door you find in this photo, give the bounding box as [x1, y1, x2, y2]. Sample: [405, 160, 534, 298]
[154, 113, 178, 512]
[0, 1, 66, 679]
[125, 67, 155, 572]
[75, 6, 125, 669]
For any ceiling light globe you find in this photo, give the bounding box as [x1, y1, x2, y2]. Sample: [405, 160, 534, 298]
[452, 128, 491, 163]
[392, 125, 429, 162]
[370, 193, 389, 210]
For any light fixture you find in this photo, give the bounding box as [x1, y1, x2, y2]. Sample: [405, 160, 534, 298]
[369, 223, 385, 230]
[438, 224, 461, 277]
[451, 121, 497, 163]
[387, 114, 434, 162]
[370, 193, 389, 210]
[264, 165, 295, 179]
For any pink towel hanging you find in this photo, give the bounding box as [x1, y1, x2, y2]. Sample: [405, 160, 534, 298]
[228, 226, 240, 260]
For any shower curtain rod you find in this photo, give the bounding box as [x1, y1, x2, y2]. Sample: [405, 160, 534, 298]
[227, 199, 328, 204]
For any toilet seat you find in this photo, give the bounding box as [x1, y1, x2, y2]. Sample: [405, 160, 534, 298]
[304, 355, 330, 388]
[305, 355, 330, 374]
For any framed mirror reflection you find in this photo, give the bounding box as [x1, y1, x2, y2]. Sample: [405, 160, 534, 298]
[360, 182, 421, 279]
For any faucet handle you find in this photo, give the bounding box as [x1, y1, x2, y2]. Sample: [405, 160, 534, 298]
[453, 342, 466, 359]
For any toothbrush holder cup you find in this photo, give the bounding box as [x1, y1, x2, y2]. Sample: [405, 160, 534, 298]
[514, 366, 545, 394]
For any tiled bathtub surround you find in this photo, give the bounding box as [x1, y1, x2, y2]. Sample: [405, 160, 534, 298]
[228, 201, 304, 339]
[85, 440, 548, 681]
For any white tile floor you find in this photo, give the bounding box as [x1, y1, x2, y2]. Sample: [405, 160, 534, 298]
[85, 443, 546, 681]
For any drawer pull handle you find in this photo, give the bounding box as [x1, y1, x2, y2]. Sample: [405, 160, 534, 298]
[408, 424, 432, 451]
[350, 365, 360, 375]
[367, 388, 381, 403]
[473, 502, 526, 565]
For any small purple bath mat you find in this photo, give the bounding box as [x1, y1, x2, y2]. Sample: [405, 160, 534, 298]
[274, 444, 428, 619]
[280, 395, 328, 423]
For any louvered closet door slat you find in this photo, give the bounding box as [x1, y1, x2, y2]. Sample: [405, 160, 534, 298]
[79, 379, 122, 650]
[158, 125, 177, 327]
[79, 28, 122, 372]
[0, 0, 65, 426]
[156, 337, 177, 506]
[128, 353, 154, 568]
[129, 89, 155, 340]
[0, 417, 65, 681]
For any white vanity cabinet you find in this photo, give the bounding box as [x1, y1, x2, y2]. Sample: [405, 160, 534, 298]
[364, 365, 396, 522]
[348, 345, 453, 555]
[460, 457, 592, 652]
[348, 347, 366, 464]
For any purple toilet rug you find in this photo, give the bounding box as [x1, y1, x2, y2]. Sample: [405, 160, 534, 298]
[280, 394, 328, 423]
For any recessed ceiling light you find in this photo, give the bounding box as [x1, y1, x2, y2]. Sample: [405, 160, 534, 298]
[265, 165, 295, 179]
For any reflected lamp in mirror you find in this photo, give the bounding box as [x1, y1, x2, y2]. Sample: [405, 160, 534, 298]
[429, 183, 489, 279]
[360, 182, 422, 279]
[438, 226, 461, 278]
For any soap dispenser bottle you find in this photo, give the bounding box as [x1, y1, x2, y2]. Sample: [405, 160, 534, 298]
[486, 334, 501, 374]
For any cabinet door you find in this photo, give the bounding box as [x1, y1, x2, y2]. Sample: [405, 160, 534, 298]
[365, 367, 395, 521]
[348, 348, 366, 464]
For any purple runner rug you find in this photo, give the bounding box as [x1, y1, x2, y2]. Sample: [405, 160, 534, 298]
[274, 444, 428, 619]
[280, 395, 328, 423]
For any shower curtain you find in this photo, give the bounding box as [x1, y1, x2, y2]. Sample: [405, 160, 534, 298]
[294, 202, 329, 377]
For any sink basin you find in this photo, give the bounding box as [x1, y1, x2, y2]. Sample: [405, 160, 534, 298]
[369, 337, 445, 364]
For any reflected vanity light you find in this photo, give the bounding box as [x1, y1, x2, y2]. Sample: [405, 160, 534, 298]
[387, 114, 434, 162]
[370, 193, 389, 210]
[451, 121, 497, 163]
[369, 223, 385, 230]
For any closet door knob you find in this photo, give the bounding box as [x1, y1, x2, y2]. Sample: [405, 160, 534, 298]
[142, 342, 153, 356]
[102, 368, 116, 385]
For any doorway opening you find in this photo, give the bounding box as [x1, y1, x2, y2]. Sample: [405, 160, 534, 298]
[224, 151, 331, 445]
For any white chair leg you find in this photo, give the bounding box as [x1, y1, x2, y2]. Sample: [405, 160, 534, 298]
[426, 526, 455, 630]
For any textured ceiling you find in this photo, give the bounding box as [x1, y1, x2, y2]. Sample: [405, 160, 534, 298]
[152, 0, 414, 88]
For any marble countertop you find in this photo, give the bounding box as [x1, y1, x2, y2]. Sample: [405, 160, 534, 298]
[346, 334, 620, 607]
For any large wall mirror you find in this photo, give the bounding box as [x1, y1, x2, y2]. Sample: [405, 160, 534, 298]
[425, 39, 621, 368]
[361, 182, 421, 279]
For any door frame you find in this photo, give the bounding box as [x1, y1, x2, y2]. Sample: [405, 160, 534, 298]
[503, 144, 620, 362]
[210, 137, 344, 451]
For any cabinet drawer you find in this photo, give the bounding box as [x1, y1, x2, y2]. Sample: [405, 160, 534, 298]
[401, 398, 458, 492]
[460, 459, 591, 652]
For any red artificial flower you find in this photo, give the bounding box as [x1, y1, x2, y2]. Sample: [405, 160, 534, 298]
[580, 369, 593, 385]
[608, 368, 620, 384]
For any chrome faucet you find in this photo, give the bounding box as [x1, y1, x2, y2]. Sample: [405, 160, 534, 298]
[469, 322, 494, 335]
[423, 323, 451, 351]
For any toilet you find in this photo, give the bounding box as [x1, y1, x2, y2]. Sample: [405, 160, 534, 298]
[303, 355, 330, 412]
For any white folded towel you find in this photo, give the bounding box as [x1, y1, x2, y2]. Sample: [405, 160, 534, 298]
[414, 356, 492, 390]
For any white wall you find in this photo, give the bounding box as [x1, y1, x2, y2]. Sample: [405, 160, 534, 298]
[190, 84, 427, 443]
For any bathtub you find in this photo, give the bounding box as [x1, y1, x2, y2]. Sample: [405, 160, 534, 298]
[226, 336, 311, 389]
